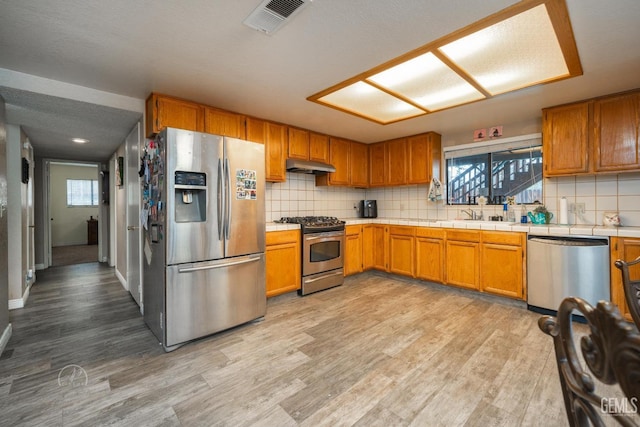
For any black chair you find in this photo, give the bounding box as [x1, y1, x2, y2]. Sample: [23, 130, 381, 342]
[538, 257, 640, 426]
[615, 256, 640, 327]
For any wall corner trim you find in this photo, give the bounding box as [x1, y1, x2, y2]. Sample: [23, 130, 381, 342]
[0, 324, 12, 356]
[115, 268, 127, 291]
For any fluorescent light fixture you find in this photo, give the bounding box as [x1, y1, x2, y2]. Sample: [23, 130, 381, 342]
[308, 0, 582, 124]
[72, 138, 89, 144]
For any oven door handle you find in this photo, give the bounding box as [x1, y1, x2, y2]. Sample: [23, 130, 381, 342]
[305, 233, 343, 241]
[304, 270, 343, 283]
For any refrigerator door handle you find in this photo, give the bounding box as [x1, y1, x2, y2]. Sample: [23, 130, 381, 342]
[217, 158, 223, 240]
[224, 157, 232, 240]
[178, 256, 261, 273]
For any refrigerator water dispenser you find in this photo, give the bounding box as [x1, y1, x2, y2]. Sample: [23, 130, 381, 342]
[174, 171, 206, 222]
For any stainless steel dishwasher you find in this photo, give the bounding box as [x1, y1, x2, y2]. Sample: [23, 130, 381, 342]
[527, 235, 610, 315]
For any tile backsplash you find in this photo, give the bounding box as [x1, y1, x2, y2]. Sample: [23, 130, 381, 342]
[266, 172, 640, 227]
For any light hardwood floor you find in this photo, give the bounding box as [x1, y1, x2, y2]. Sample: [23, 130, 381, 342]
[0, 263, 597, 426]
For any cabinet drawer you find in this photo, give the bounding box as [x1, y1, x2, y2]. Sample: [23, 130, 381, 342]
[416, 227, 445, 239]
[266, 230, 299, 245]
[482, 231, 524, 246]
[446, 229, 480, 242]
[389, 226, 415, 236]
[345, 225, 362, 236]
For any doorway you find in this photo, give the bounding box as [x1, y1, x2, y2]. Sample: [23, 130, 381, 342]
[46, 161, 102, 267]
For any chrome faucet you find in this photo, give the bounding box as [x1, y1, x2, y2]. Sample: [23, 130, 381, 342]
[461, 209, 482, 220]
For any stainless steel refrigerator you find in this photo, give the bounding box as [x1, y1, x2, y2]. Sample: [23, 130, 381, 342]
[142, 127, 266, 351]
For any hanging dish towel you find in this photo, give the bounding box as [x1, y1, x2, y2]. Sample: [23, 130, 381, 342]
[428, 177, 443, 202]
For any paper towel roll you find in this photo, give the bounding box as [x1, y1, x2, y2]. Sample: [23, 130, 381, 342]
[559, 197, 568, 224]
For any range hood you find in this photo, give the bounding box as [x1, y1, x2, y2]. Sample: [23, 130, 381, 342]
[286, 158, 336, 174]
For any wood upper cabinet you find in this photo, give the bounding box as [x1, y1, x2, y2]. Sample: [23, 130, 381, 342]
[369, 142, 387, 187]
[408, 133, 441, 184]
[415, 228, 445, 283]
[445, 230, 480, 290]
[388, 226, 415, 277]
[610, 237, 640, 322]
[316, 137, 350, 186]
[344, 225, 363, 276]
[387, 138, 407, 186]
[543, 88, 640, 177]
[204, 107, 245, 139]
[542, 102, 591, 176]
[245, 117, 287, 182]
[480, 231, 525, 299]
[350, 142, 369, 188]
[594, 91, 640, 172]
[309, 132, 330, 164]
[145, 93, 205, 137]
[266, 230, 301, 297]
[288, 127, 310, 160]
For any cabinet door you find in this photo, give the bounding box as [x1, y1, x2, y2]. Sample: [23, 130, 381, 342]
[373, 225, 388, 271]
[481, 243, 523, 299]
[204, 107, 245, 139]
[387, 138, 407, 185]
[611, 237, 640, 322]
[542, 102, 590, 176]
[350, 142, 369, 187]
[328, 137, 350, 185]
[309, 132, 330, 164]
[146, 94, 204, 137]
[594, 92, 640, 172]
[407, 132, 441, 184]
[389, 227, 415, 277]
[415, 236, 444, 283]
[369, 142, 387, 187]
[266, 231, 300, 297]
[246, 117, 286, 182]
[446, 240, 480, 290]
[344, 226, 363, 276]
[288, 127, 310, 160]
[362, 225, 375, 270]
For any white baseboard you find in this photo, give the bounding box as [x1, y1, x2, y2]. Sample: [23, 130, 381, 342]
[115, 268, 127, 290]
[8, 282, 32, 310]
[35, 263, 45, 270]
[0, 324, 12, 356]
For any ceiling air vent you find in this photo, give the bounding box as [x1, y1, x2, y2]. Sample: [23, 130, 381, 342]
[243, 0, 309, 35]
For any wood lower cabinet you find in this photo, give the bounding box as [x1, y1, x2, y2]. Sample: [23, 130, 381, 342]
[415, 228, 445, 283]
[610, 237, 640, 322]
[204, 107, 245, 138]
[344, 225, 363, 276]
[246, 117, 287, 182]
[388, 226, 415, 277]
[266, 230, 300, 297]
[145, 93, 205, 138]
[480, 231, 525, 299]
[445, 230, 480, 290]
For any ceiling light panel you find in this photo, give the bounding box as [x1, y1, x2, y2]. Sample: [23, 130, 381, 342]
[367, 52, 486, 111]
[439, 4, 569, 95]
[318, 81, 425, 124]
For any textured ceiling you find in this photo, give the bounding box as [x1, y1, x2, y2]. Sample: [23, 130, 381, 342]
[0, 0, 639, 162]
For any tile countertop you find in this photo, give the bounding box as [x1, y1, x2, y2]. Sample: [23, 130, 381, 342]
[341, 218, 640, 238]
[265, 223, 301, 232]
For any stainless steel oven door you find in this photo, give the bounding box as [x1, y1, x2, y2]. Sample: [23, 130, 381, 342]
[303, 230, 344, 276]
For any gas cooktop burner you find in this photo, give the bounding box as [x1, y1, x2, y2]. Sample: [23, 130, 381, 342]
[275, 216, 345, 232]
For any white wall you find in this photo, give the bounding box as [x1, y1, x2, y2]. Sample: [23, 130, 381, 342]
[113, 146, 126, 281]
[50, 163, 99, 246]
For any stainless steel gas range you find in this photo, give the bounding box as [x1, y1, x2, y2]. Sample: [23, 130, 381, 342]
[275, 216, 345, 295]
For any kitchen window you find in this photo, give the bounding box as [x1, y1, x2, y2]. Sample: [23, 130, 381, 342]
[445, 134, 542, 205]
[67, 179, 99, 207]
